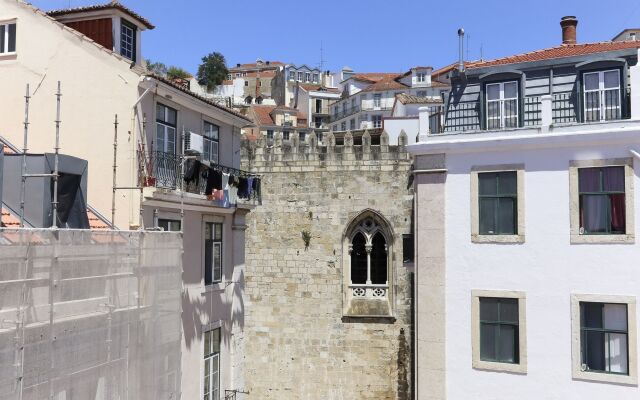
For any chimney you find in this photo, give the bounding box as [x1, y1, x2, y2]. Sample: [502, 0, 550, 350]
[236, 63, 241, 67]
[457, 28, 465, 72]
[560, 16, 578, 45]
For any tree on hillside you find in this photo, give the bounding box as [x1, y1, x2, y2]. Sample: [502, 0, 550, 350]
[146, 59, 168, 76]
[167, 66, 191, 80]
[197, 52, 229, 92]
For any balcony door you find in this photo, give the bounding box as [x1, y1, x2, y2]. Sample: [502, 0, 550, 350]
[486, 81, 519, 129]
[155, 103, 178, 187]
[583, 70, 621, 122]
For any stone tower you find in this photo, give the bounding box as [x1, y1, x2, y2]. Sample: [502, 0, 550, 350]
[240, 129, 413, 399]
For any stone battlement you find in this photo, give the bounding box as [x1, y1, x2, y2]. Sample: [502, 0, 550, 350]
[241, 129, 411, 171]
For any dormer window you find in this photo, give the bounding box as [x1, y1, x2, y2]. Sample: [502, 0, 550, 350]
[583, 70, 621, 122]
[297, 72, 303, 81]
[120, 19, 136, 61]
[486, 81, 519, 129]
[417, 72, 427, 82]
[0, 22, 16, 55]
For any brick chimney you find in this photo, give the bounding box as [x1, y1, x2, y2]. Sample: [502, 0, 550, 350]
[560, 16, 578, 45]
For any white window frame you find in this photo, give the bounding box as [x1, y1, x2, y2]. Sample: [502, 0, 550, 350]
[204, 221, 223, 285]
[305, 72, 311, 82]
[0, 20, 17, 55]
[485, 81, 519, 129]
[372, 115, 382, 128]
[156, 103, 177, 154]
[202, 327, 221, 400]
[583, 69, 622, 122]
[417, 72, 426, 82]
[297, 71, 304, 81]
[202, 121, 219, 165]
[373, 94, 382, 108]
[571, 294, 637, 385]
[312, 73, 319, 83]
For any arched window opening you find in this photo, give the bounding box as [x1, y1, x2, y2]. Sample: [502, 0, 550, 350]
[244, 96, 253, 104]
[255, 96, 263, 104]
[370, 232, 387, 284]
[351, 232, 367, 284]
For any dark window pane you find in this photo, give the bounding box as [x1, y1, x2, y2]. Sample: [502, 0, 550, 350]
[370, 233, 387, 284]
[204, 239, 213, 285]
[580, 195, 608, 233]
[500, 299, 519, 323]
[583, 330, 606, 372]
[402, 234, 414, 263]
[603, 166, 625, 192]
[478, 173, 497, 195]
[497, 197, 516, 234]
[8, 24, 15, 53]
[480, 298, 499, 321]
[350, 233, 367, 284]
[480, 323, 497, 361]
[581, 302, 603, 329]
[479, 198, 496, 234]
[497, 172, 517, 195]
[579, 168, 601, 193]
[499, 325, 518, 363]
[0, 25, 4, 53]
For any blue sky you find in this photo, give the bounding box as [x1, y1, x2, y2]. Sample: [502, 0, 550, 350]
[33, 0, 640, 74]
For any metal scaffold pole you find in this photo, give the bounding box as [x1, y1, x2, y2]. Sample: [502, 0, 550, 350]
[51, 81, 62, 228]
[19, 84, 30, 227]
[112, 114, 118, 226]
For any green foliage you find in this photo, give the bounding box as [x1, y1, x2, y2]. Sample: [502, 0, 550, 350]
[301, 230, 312, 250]
[167, 66, 191, 80]
[197, 52, 229, 92]
[146, 59, 168, 76]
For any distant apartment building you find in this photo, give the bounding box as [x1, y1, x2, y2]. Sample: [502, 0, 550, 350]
[243, 104, 308, 145]
[612, 28, 640, 42]
[293, 84, 341, 131]
[330, 66, 449, 134]
[0, 2, 256, 399]
[227, 59, 283, 105]
[271, 63, 330, 106]
[410, 16, 640, 399]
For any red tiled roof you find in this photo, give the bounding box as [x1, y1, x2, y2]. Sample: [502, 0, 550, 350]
[47, 1, 154, 29]
[251, 105, 277, 125]
[298, 84, 340, 93]
[2, 143, 15, 154]
[468, 40, 640, 69]
[361, 77, 408, 92]
[229, 61, 284, 72]
[1, 208, 20, 228]
[87, 208, 110, 230]
[395, 93, 443, 105]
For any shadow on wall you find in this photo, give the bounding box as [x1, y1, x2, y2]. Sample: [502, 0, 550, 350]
[181, 269, 246, 350]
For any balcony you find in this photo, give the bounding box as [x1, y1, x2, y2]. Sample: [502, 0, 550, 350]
[440, 87, 632, 134]
[361, 105, 392, 112]
[142, 151, 260, 204]
[330, 105, 360, 122]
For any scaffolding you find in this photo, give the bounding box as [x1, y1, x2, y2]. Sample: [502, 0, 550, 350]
[0, 229, 183, 400]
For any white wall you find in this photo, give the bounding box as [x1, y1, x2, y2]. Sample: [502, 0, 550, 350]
[383, 117, 418, 144]
[442, 139, 640, 398]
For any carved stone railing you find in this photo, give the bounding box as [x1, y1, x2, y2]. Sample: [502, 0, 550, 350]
[349, 284, 388, 299]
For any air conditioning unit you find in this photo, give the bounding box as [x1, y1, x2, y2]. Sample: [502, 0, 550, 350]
[184, 131, 203, 154]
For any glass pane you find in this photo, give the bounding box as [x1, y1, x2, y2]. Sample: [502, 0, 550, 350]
[604, 71, 620, 89]
[205, 222, 212, 239]
[370, 233, 387, 284]
[499, 299, 519, 323]
[213, 243, 222, 282]
[607, 333, 628, 374]
[214, 223, 223, 240]
[156, 124, 165, 150]
[204, 375, 210, 394]
[581, 302, 603, 328]
[212, 142, 219, 164]
[478, 173, 497, 195]
[8, 24, 16, 53]
[609, 193, 626, 233]
[579, 168, 601, 193]
[498, 325, 517, 363]
[486, 84, 500, 100]
[584, 330, 606, 371]
[584, 73, 600, 91]
[503, 82, 518, 99]
[204, 358, 210, 375]
[204, 239, 212, 285]
[580, 195, 608, 233]
[0, 25, 5, 53]
[497, 172, 517, 195]
[479, 198, 497, 234]
[480, 323, 497, 361]
[497, 197, 516, 234]
[604, 304, 627, 331]
[603, 166, 625, 192]
[212, 328, 221, 353]
[480, 298, 499, 321]
[167, 108, 177, 125]
[350, 232, 367, 284]
[156, 104, 164, 122]
[204, 331, 211, 356]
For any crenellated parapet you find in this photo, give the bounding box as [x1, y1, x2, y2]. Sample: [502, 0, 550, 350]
[241, 129, 411, 172]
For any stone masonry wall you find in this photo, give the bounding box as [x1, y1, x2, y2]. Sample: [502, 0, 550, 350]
[240, 130, 414, 399]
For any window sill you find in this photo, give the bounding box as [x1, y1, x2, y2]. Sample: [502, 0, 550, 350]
[572, 369, 637, 385]
[473, 359, 527, 374]
[0, 52, 17, 61]
[570, 234, 634, 244]
[202, 282, 225, 294]
[471, 234, 525, 244]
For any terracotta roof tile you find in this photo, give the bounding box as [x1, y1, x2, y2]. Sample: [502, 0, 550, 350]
[395, 93, 443, 105]
[47, 1, 154, 29]
[251, 105, 277, 125]
[350, 73, 403, 83]
[2, 143, 15, 154]
[361, 77, 409, 92]
[468, 40, 640, 69]
[87, 208, 110, 230]
[299, 84, 340, 93]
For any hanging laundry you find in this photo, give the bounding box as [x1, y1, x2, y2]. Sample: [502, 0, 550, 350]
[205, 169, 222, 195]
[228, 184, 238, 205]
[183, 159, 200, 183]
[237, 177, 249, 199]
[221, 172, 230, 207]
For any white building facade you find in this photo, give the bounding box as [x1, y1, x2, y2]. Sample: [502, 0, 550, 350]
[410, 18, 640, 399]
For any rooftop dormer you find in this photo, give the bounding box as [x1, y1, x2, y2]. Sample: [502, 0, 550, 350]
[47, 1, 154, 64]
[409, 66, 433, 88]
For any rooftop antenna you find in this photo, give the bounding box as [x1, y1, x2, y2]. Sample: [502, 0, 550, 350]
[480, 42, 484, 61]
[466, 34, 470, 61]
[319, 41, 325, 71]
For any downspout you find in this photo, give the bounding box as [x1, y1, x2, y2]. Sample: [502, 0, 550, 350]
[129, 78, 154, 228]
